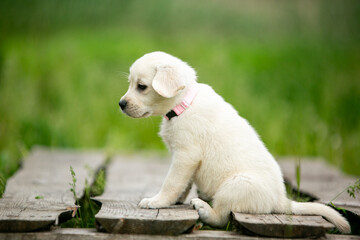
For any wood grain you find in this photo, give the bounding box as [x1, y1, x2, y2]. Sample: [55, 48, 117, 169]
[0, 147, 105, 232]
[94, 156, 199, 235]
[232, 212, 334, 238]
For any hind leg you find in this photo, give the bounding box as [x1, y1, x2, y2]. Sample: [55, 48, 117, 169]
[190, 174, 250, 227]
[191, 173, 276, 227]
[190, 198, 230, 227]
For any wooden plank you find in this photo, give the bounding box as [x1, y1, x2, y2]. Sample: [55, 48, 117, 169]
[0, 147, 105, 232]
[94, 156, 199, 235]
[326, 234, 360, 240]
[5, 228, 357, 240]
[1, 228, 359, 240]
[278, 158, 359, 207]
[232, 212, 334, 238]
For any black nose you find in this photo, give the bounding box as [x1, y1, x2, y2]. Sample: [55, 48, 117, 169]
[119, 100, 127, 110]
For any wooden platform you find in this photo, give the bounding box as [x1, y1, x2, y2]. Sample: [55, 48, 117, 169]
[0, 147, 359, 239]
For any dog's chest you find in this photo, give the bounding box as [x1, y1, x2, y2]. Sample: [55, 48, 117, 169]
[159, 120, 185, 151]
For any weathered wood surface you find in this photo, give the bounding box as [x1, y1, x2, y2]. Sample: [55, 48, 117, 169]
[232, 212, 334, 238]
[0, 147, 104, 232]
[2, 228, 359, 240]
[231, 157, 360, 238]
[279, 158, 360, 207]
[2, 149, 359, 238]
[94, 156, 199, 235]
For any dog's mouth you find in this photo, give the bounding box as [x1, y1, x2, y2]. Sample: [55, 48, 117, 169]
[140, 112, 151, 118]
[123, 110, 151, 119]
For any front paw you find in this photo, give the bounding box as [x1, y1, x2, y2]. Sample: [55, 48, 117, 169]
[138, 196, 170, 209]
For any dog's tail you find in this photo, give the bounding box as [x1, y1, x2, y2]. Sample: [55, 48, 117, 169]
[290, 201, 351, 233]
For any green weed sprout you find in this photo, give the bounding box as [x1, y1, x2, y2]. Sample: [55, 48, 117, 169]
[295, 158, 301, 199]
[330, 178, 360, 203]
[346, 179, 360, 199]
[69, 166, 82, 223]
[69, 166, 78, 203]
[0, 175, 5, 198]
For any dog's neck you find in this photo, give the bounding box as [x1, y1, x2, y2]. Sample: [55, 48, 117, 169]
[164, 82, 199, 120]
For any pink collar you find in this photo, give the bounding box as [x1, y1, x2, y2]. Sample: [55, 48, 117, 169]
[164, 83, 199, 120]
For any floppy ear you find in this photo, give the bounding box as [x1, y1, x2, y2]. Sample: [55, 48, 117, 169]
[152, 65, 185, 98]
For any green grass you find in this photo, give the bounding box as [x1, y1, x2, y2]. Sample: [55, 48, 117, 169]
[0, 0, 360, 197]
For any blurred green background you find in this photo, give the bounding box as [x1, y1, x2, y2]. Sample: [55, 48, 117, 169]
[0, 0, 359, 187]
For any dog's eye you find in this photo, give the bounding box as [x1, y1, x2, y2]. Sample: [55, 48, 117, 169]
[137, 84, 147, 91]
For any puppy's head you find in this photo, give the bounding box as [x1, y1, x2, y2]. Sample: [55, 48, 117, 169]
[119, 52, 196, 118]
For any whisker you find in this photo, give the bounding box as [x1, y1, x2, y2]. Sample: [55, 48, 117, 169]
[116, 71, 130, 79]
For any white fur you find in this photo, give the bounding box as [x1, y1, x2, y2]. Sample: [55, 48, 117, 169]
[120, 51, 351, 233]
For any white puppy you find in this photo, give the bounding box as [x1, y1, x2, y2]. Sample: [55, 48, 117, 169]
[119, 51, 350, 233]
